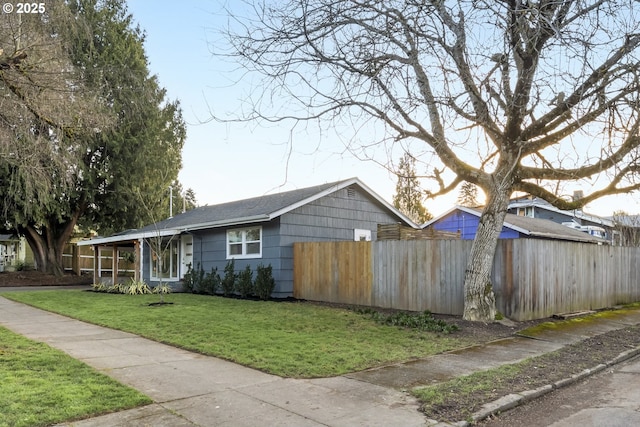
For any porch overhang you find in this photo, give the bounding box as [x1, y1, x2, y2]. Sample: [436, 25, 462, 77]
[80, 238, 142, 286]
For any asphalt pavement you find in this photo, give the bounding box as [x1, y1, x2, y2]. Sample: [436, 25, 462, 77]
[1, 295, 640, 426]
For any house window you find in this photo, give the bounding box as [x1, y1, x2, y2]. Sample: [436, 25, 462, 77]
[518, 207, 534, 218]
[354, 229, 371, 241]
[227, 226, 262, 259]
[150, 238, 179, 281]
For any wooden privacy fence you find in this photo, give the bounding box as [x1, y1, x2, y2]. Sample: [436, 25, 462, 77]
[293, 239, 640, 321]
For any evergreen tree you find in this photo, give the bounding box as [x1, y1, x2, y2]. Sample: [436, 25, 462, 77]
[0, 0, 186, 274]
[168, 182, 197, 216]
[392, 153, 432, 224]
[183, 188, 198, 211]
[457, 182, 480, 207]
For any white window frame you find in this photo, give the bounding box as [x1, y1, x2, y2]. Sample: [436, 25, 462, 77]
[226, 226, 262, 259]
[354, 228, 372, 241]
[150, 237, 180, 282]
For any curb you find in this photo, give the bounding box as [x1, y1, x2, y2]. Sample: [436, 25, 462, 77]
[431, 345, 640, 426]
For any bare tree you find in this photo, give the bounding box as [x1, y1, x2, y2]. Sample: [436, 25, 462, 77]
[219, 1, 640, 321]
[0, 3, 108, 225]
[0, 3, 112, 275]
[611, 211, 640, 246]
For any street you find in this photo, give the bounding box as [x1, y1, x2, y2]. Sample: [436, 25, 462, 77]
[480, 355, 640, 426]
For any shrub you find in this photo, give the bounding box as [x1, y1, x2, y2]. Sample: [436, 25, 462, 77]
[236, 265, 254, 298]
[185, 263, 220, 295]
[182, 263, 195, 293]
[203, 267, 221, 295]
[354, 308, 459, 334]
[254, 263, 275, 301]
[192, 263, 207, 294]
[221, 259, 236, 296]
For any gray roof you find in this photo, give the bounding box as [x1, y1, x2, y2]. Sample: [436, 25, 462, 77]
[508, 197, 614, 227]
[501, 212, 608, 243]
[426, 206, 608, 244]
[78, 177, 415, 246]
[137, 180, 347, 233]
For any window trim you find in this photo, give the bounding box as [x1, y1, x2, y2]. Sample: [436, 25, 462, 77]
[226, 226, 262, 259]
[354, 228, 371, 241]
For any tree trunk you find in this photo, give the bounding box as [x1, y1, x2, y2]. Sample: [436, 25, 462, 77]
[23, 226, 67, 276]
[20, 206, 83, 277]
[462, 186, 512, 322]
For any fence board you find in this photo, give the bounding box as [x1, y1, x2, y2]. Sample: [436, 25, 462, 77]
[293, 241, 371, 306]
[294, 239, 640, 321]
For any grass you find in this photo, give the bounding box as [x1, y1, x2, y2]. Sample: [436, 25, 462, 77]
[518, 303, 640, 338]
[413, 361, 529, 422]
[2, 291, 473, 378]
[0, 326, 151, 427]
[414, 315, 640, 423]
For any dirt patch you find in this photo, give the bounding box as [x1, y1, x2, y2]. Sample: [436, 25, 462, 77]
[0, 270, 93, 287]
[435, 313, 546, 342]
[423, 326, 640, 424]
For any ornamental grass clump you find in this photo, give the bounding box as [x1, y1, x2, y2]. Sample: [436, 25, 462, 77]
[92, 280, 151, 295]
[125, 280, 152, 295]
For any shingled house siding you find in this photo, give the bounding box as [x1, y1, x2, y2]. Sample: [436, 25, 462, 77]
[276, 187, 404, 295]
[187, 221, 286, 293]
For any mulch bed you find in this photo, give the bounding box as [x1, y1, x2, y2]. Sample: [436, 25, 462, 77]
[0, 270, 93, 287]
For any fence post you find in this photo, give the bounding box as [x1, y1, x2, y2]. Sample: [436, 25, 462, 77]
[72, 244, 80, 276]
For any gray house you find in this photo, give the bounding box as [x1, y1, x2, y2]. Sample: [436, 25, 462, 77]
[425, 206, 608, 244]
[507, 195, 614, 242]
[78, 178, 416, 297]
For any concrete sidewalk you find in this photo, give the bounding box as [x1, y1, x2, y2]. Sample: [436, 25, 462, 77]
[348, 308, 640, 390]
[0, 296, 423, 427]
[2, 296, 640, 426]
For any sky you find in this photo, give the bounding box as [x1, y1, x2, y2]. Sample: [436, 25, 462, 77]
[125, 0, 640, 218]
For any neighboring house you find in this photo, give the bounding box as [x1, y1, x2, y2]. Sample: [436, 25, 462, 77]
[0, 233, 33, 271]
[424, 206, 609, 244]
[507, 195, 614, 242]
[77, 178, 417, 297]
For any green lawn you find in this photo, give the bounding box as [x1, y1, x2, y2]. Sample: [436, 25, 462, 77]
[2, 291, 473, 378]
[0, 326, 151, 427]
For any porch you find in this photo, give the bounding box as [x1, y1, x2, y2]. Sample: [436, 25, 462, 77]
[86, 240, 141, 285]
